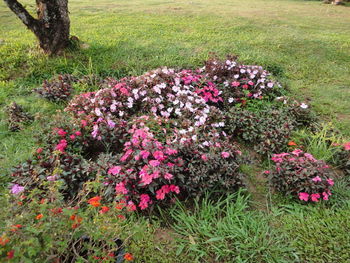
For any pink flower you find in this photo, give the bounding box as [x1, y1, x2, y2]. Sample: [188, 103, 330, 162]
[201, 154, 208, 161]
[10, 184, 25, 195]
[120, 149, 133, 162]
[344, 142, 350, 151]
[322, 192, 329, 201]
[81, 120, 88, 127]
[221, 152, 230, 158]
[70, 134, 76, 140]
[115, 182, 128, 194]
[153, 151, 166, 161]
[140, 150, 150, 159]
[327, 178, 334, 186]
[311, 193, 320, 202]
[231, 81, 240, 87]
[107, 119, 116, 128]
[55, 139, 67, 152]
[75, 131, 82, 136]
[312, 176, 322, 183]
[139, 194, 151, 210]
[149, 160, 160, 167]
[263, 170, 270, 175]
[165, 148, 178, 155]
[127, 201, 137, 211]
[47, 175, 57, 181]
[169, 185, 180, 194]
[57, 129, 67, 137]
[108, 166, 122, 175]
[164, 173, 173, 180]
[291, 149, 303, 156]
[36, 148, 43, 154]
[298, 192, 309, 201]
[167, 162, 175, 167]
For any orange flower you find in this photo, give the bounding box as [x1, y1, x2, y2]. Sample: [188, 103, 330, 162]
[88, 196, 101, 207]
[0, 236, 10, 246]
[7, 250, 14, 259]
[36, 214, 43, 220]
[124, 253, 134, 261]
[288, 141, 297, 146]
[17, 201, 23, 206]
[100, 206, 110, 214]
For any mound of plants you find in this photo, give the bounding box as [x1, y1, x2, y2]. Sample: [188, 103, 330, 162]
[268, 149, 334, 202]
[13, 56, 287, 210]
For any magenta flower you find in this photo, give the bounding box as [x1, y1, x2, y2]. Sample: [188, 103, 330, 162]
[201, 154, 208, 161]
[312, 176, 322, 183]
[298, 192, 309, 201]
[221, 152, 230, 158]
[322, 192, 329, 201]
[327, 178, 334, 186]
[164, 173, 173, 180]
[153, 151, 166, 161]
[115, 182, 128, 194]
[344, 142, 350, 151]
[108, 166, 122, 175]
[10, 184, 25, 195]
[311, 193, 320, 202]
[57, 129, 67, 137]
[149, 160, 160, 167]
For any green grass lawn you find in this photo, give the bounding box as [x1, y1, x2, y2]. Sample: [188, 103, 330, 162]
[1, 0, 350, 262]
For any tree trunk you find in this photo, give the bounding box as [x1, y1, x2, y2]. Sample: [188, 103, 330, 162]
[4, 0, 70, 55]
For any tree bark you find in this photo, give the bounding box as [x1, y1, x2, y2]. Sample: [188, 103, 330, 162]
[3, 0, 70, 55]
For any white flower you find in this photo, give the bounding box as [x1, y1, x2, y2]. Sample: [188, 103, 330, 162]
[175, 108, 182, 116]
[228, 98, 234, 103]
[173, 99, 179, 105]
[110, 104, 117, 112]
[153, 86, 161, 94]
[95, 108, 102, 116]
[267, 82, 274, 88]
[300, 103, 308, 109]
[234, 74, 239, 79]
[191, 135, 197, 141]
[172, 86, 180, 92]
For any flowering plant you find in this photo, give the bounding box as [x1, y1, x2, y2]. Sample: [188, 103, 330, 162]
[268, 150, 334, 202]
[9, 56, 284, 209]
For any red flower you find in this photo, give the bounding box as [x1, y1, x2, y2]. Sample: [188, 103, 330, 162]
[100, 206, 110, 214]
[124, 253, 134, 261]
[88, 196, 101, 207]
[7, 250, 14, 259]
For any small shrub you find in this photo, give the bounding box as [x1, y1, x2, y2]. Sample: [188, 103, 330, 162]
[226, 107, 295, 155]
[268, 150, 334, 202]
[4, 102, 33, 132]
[33, 74, 77, 102]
